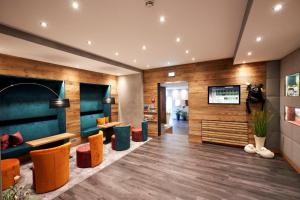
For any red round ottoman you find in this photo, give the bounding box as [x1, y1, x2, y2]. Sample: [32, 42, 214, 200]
[76, 144, 91, 168]
[132, 128, 143, 142]
[111, 135, 116, 150]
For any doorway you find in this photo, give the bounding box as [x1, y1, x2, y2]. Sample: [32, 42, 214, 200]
[158, 81, 189, 135]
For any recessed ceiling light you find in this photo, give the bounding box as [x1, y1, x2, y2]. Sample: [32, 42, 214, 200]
[256, 36, 262, 42]
[87, 40, 92, 45]
[167, 61, 170, 65]
[115, 52, 119, 56]
[273, 4, 283, 12]
[185, 50, 190, 54]
[72, 1, 79, 10]
[176, 37, 181, 43]
[40, 21, 47, 28]
[242, 61, 246, 64]
[192, 57, 195, 61]
[247, 51, 252, 56]
[160, 16, 165, 23]
[146, 64, 150, 68]
[133, 59, 137, 63]
[142, 45, 147, 50]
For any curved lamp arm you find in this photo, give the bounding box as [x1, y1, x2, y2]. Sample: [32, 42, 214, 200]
[0, 82, 60, 97]
[0, 82, 70, 108]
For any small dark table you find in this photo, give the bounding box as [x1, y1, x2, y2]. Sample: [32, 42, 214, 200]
[98, 122, 123, 144]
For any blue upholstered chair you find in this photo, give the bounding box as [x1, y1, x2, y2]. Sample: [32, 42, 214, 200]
[112, 125, 130, 151]
[141, 121, 148, 141]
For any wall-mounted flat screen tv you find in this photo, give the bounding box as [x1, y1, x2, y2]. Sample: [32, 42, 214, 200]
[208, 85, 240, 104]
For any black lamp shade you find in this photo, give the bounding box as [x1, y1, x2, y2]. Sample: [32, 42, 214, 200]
[49, 98, 70, 108]
[103, 97, 115, 104]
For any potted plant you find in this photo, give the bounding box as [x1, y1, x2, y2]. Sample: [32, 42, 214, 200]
[176, 109, 182, 120]
[251, 107, 271, 151]
[181, 111, 188, 121]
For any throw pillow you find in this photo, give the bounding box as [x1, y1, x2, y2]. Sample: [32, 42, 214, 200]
[1, 133, 9, 150]
[97, 117, 106, 125]
[10, 131, 24, 147]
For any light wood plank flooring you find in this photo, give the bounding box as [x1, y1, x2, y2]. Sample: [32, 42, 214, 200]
[55, 134, 300, 200]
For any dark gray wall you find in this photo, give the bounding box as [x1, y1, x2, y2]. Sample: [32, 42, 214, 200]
[280, 48, 300, 169]
[266, 61, 280, 151]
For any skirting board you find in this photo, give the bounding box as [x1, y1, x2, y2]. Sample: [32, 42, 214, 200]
[283, 153, 300, 174]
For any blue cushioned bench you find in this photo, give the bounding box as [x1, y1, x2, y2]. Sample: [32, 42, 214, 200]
[80, 113, 104, 137]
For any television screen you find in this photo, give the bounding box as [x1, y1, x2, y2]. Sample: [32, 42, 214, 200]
[208, 85, 240, 104]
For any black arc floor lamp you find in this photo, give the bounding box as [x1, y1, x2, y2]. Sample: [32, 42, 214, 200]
[0, 83, 70, 108]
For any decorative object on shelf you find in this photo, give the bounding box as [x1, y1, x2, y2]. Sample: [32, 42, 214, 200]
[246, 83, 265, 114]
[151, 96, 155, 103]
[244, 144, 256, 153]
[285, 72, 299, 96]
[102, 96, 115, 104]
[285, 106, 300, 126]
[251, 107, 271, 151]
[0, 83, 70, 108]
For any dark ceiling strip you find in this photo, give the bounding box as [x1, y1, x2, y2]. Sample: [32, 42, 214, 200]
[0, 23, 142, 73]
[233, 0, 254, 59]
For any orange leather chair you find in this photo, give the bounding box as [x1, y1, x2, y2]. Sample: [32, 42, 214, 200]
[76, 131, 103, 168]
[30, 142, 71, 193]
[1, 159, 20, 190]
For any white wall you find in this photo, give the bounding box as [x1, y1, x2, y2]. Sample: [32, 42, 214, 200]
[118, 73, 144, 127]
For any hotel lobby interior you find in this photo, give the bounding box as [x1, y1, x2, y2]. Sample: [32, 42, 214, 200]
[0, 0, 300, 199]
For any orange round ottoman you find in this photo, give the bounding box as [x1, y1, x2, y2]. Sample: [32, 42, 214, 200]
[1, 159, 20, 190]
[132, 128, 143, 142]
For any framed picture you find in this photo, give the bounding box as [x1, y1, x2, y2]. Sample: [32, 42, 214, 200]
[286, 73, 299, 96]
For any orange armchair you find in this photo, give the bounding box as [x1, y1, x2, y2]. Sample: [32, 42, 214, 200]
[76, 131, 103, 168]
[30, 142, 71, 193]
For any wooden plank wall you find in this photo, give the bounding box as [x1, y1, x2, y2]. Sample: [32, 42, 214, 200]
[143, 58, 266, 143]
[0, 53, 118, 145]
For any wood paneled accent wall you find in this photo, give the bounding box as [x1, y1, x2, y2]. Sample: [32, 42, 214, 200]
[0, 54, 118, 144]
[143, 58, 266, 143]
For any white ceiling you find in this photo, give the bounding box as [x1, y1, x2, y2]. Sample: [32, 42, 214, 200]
[234, 0, 300, 64]
[0, 0, 299, 75]
[0, 0, 246, 75]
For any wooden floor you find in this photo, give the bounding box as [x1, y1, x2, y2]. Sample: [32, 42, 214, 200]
[55, 134, 300, 200]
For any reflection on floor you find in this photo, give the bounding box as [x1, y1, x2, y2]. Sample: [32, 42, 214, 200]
[55, 134, 300, 200]
[171, 119, 188, 135]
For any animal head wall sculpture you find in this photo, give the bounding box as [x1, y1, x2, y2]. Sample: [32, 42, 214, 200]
[246, 83, 265, 114]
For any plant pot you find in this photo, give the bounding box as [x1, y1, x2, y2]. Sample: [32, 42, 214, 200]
[254, 135, 266, 151]
[176, 114, 180, 120]
[182, 116, 187, 121]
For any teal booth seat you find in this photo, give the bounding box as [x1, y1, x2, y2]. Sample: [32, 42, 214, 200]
[113, 125, 130, 151]
[80, 113, 104, 137]
[0, 75, 66, 159]
[142, 121, 148, 141]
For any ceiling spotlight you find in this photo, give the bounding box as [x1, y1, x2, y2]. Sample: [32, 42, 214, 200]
[176, 37, 181, 43]
[40, 21, 47, 28]
[247, 51, 252, 56]
[192, 57, 195, 61]
[242, 61, 246, 64]
[133, 59, 137, 63]
[273, 4, 283, 12]
[185, 50, 190, 54]
[87, 40, 92, 45]
[256, 36, 262, 42]
[160, 16, 165, 23]
[167, 61, 170, 65]
[115, 52, 119, 56]
[142, 45, 147, 50]
[72, 1, 79, 10]
[146, 64, 150, 68]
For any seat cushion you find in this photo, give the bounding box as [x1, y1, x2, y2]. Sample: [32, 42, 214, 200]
[81, 127, 100, 137]
[1, 144, 36, 159]
[76, 144, 91, 154]
[132, 128, 142, 132]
